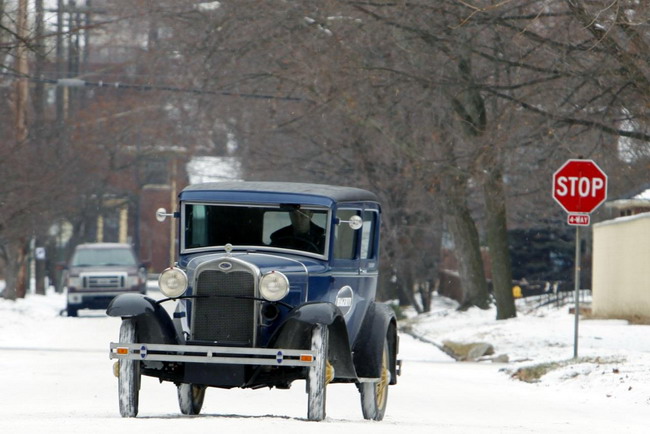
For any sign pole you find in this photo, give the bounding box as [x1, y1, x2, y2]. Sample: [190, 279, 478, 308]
[573, 226, 581, 359]
[552, 159, 607, 360]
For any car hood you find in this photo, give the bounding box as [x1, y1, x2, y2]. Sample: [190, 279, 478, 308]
[182, 252, 327, 276]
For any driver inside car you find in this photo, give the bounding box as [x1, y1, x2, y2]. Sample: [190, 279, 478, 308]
[270, 208, 325, 253]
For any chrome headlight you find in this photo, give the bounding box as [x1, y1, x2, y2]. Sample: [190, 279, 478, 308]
[259, 271, 289, 301]
[158, 267, 188, 298]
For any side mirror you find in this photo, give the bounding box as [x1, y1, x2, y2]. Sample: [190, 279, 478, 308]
[337, 215, 363, 230]
[156, 208, 174, 222]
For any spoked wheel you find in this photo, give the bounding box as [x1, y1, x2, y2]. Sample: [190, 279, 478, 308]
[359, 337, 391, 421]
[307, 324, 329, 421]
[178, 383, 206, 415]
[118, 318, 140, 418]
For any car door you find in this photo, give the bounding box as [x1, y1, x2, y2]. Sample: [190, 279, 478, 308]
[330, 205, 377, 344]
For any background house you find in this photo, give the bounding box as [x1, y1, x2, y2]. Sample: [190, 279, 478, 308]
[592, 186, 650, 319]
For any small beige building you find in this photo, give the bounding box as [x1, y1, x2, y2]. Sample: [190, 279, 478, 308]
[592, 212, 650, 319]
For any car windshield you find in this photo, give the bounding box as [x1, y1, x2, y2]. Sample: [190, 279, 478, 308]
[183, 203, 329, 255]
[71, 247, 137, 267]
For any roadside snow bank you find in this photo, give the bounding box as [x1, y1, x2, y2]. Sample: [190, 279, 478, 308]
[0, 288, 119, 351]
[401, 295, 650, 403]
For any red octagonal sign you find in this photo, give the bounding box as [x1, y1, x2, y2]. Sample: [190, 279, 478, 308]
[553, 159, 608, 214]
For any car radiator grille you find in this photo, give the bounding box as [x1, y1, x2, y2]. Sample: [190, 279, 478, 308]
[82, 274, 125, 289]
[192, 269, 256, 345]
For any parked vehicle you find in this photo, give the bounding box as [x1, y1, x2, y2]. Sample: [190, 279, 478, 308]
[108, 182, 399, 421]
[65, 243, 147, 317]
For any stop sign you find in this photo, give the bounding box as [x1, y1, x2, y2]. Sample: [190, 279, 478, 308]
[553, 159, 607, 214]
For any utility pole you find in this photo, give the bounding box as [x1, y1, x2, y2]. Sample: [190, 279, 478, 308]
[56, 0, 65, 130]
[34, 0, 47, 296]
[67, 0, 80, 117]
[15, 0, 29, 144]
[33, 0, 46, 134]
[14, 0, 29, 299]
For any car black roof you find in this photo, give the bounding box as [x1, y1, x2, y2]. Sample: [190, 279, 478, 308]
[181, 181, 379, 204]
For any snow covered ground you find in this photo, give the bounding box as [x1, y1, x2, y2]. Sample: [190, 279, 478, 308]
[1, 285, 650, 432]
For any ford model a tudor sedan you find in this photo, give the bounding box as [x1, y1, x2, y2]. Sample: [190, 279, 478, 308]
[108, 182, 399, 421]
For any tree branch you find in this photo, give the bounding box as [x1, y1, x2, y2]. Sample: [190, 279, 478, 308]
[485, 87, 650, 141]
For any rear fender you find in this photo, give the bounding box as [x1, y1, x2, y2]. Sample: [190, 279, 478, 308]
[353, 302, 398, 383]
[106, 293, 178, 345]
[271, 302, 357, 379]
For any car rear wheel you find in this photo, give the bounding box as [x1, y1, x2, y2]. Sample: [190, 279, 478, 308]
[359, 337, 391, 421]
[307, 324, 329, 421]
[118, 318, 140, 417]
[178, 383, 206, 415]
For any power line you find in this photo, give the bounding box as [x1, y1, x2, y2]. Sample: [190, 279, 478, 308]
[0, 70, 309, 103]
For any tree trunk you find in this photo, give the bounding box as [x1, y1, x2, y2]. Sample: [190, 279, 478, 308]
[1, 246, 17, 300]
[437, 133, 490, 311]
[15, 243, 27, 299]
[1, 242, 27, 300]
[418, 280, 435, 313]
[444, 197, 490, 310]
[399, 267, 422, 313]
[483, 165, 516, 319]
[420, 209, 443, 313]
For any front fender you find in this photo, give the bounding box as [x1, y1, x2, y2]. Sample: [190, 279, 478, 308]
[353, 302, 397, 383]
[271, 302, 357, 380]
[107, 293, 178, 345]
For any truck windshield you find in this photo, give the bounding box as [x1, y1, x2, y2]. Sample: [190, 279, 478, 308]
[72, 248, 136, 267]
[183, 203, 329, 255]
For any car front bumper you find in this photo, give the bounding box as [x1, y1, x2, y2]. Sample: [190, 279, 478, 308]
[109, 342, 317, 368]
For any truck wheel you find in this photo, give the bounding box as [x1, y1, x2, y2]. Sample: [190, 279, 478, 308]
[67, 305, 78, 317]
[307, 324, 329, 421]
[118, 318, 140, 417]
[178, 383, 206, 415]
[359, 337, 391, 421]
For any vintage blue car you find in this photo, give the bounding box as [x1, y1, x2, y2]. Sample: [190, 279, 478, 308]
[108, 182, 399, 421]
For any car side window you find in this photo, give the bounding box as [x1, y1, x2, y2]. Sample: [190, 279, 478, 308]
[360, 210, 377, 260]
[334, 209, 360, 260]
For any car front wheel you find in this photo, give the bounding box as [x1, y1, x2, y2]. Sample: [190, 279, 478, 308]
[178, 383, 206, 415]
[118, 318, 140, 417]
[307, 324, 329, 421]
[359, 336, 391, 421]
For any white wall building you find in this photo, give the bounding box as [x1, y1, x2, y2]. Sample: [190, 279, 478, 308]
[592, 211, 650, 319]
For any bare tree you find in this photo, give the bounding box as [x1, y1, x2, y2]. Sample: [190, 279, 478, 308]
[3, 0, 648, 315]
[0, 1, 179, 298]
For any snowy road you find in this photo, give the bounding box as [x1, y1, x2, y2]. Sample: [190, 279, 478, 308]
[1, 291, 649, 433]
